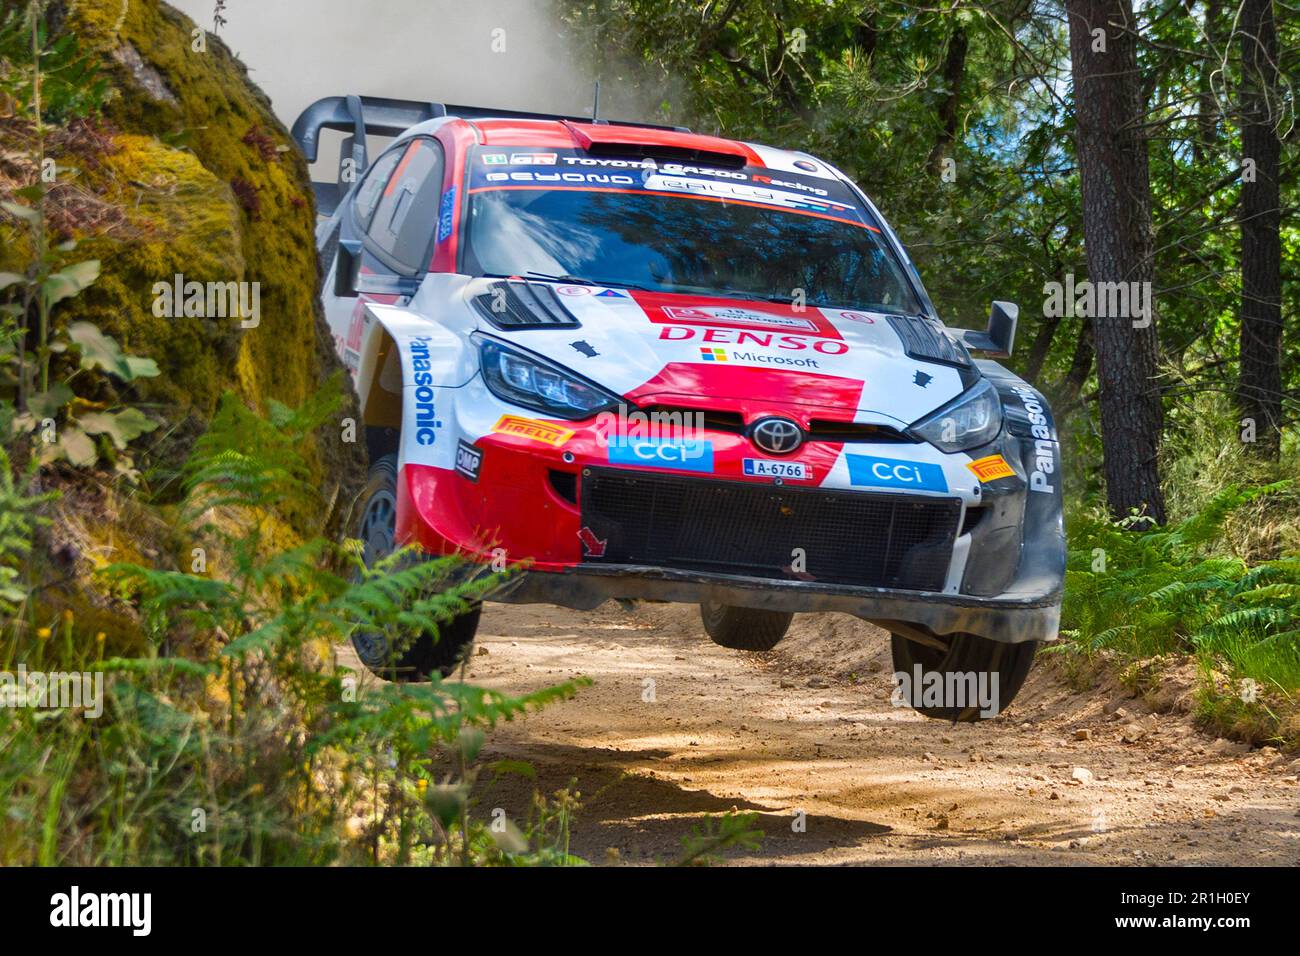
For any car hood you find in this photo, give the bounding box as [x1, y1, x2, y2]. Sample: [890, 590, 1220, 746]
[470, 283, 971, 428]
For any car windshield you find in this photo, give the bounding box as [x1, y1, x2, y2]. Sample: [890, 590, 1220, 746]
[462, 166, 921, 315]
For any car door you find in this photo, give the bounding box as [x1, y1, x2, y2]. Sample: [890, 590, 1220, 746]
[362, 137, 446, 276]
[322, 145, 401, 372]
[323, 137, 446, 375]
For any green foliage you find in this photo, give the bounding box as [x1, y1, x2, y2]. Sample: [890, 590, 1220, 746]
[0, 444, 54, 613]
[179, 382, 341, 519]
[0, 3, 108, 122]
[675, 811, 765, 866]
[489, 782, 587, 866]
[66, 319, 159, 380]
[1, 49, 159, 475]
[1, 384, 589, 865]
[562, 0, 1300, 425]
[0, 1, 583, 868]
[2, 235, 160, 469]
[1061, 482, 1300, 698]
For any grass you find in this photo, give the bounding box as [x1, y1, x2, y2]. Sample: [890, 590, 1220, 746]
[0, 385, 592, 866]
[1057, 397, 1300, 748]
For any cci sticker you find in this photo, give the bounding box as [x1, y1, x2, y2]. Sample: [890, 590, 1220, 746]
[493, 415, 574, 447]
[967, 454, 1015, 482]
[608, 438, 714, 473]
[846, 454, 948, 492]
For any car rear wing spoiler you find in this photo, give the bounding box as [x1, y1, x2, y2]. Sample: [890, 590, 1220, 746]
[291, 94, 687, 216]
[291, 96, 437, 216]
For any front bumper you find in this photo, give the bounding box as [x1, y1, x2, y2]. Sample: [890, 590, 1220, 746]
[492, 562, 1059, 644]
[398, 399, 1065, 645]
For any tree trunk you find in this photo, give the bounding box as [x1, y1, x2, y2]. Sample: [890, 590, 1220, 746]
[853, 13, 879, 60]
[1062, 316, 1095, 406]
[1192, 0, 1223, 165]
[927, 27, 968, 175]
[1237, 0, 1283, 458]
[1024, 313, 1061, 384]
[1065, 0, 1167, 525]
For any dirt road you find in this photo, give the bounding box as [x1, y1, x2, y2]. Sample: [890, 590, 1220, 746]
[444, 601, 1299, 864]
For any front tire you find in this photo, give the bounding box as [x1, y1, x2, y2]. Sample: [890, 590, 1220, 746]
[351, 455, 480, 681]
[889, 631, 1037, 721]
[700, 601, 793, 651]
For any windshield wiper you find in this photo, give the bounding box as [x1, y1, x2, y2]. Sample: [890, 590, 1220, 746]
[705, 288, 800, 305]
[476, 271, 598, 285]
[523, 271, 652, 292]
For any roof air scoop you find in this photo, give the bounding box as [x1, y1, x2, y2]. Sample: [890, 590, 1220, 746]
[563, 122, 753, 170]
[886, 315, 973, 368]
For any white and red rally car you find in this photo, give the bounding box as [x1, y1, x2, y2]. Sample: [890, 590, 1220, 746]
[293, 96, 1064, 720]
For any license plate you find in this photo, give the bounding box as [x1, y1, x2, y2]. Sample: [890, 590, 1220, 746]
[743, 458, 810, 480]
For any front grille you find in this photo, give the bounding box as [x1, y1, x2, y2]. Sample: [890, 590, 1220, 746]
[629, 410, 914, 444]
[638, 405, 746, 434]
[805, 420, 914, 443]
[580, 468, 960, 591]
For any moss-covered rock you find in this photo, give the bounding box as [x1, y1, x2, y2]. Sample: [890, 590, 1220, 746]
[73, 131, 246, 413]
[1, 0, 366, 527]
[1, 1, 366, 648]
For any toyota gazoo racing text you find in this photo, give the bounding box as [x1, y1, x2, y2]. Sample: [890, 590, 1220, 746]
[294, 95, 1065, 720]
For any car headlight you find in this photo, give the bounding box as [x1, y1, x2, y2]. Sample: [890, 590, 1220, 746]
[909, 378, 1003, 452]
[476, 335, 622, 420]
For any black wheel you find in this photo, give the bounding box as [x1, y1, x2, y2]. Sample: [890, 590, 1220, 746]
[889, 631, 1037, 722]
[700, 601, 793, 651]
[351, 455, 480, 681]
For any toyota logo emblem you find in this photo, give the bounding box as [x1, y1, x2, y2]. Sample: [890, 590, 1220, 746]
[751, 417, 803, 454]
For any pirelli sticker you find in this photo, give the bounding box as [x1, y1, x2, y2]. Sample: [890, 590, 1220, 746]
[493, 415, 574, 447]
[967, 454, 1016, 482]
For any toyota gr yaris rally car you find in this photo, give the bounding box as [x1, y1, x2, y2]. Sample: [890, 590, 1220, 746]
[293, 95, 1065, 720]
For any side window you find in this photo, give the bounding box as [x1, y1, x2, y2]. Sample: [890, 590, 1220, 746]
[365, 139, 446, 274]
[351, 149, 402, 231]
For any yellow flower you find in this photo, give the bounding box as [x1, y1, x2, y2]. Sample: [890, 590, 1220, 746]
[416, 778, 428, 796]
[36, 627, 51, 640]
[95, 632, 107, 644]
[62, 609, 74, 624]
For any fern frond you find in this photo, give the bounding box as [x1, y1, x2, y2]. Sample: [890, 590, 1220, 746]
[1202, 606, 1291, 633]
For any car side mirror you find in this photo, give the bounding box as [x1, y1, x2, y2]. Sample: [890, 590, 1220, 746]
[335, 239, 422, 298]
[960, 301, 1017, 357]
[334, 237, 362, 298]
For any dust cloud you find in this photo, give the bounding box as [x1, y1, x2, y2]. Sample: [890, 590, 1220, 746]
[167, 0, 620, 128]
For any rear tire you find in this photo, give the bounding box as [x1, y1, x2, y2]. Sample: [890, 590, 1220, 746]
[700, 601, 793, 651]
[889, 631, 1037, 721]
[351, 455, 480, 681]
